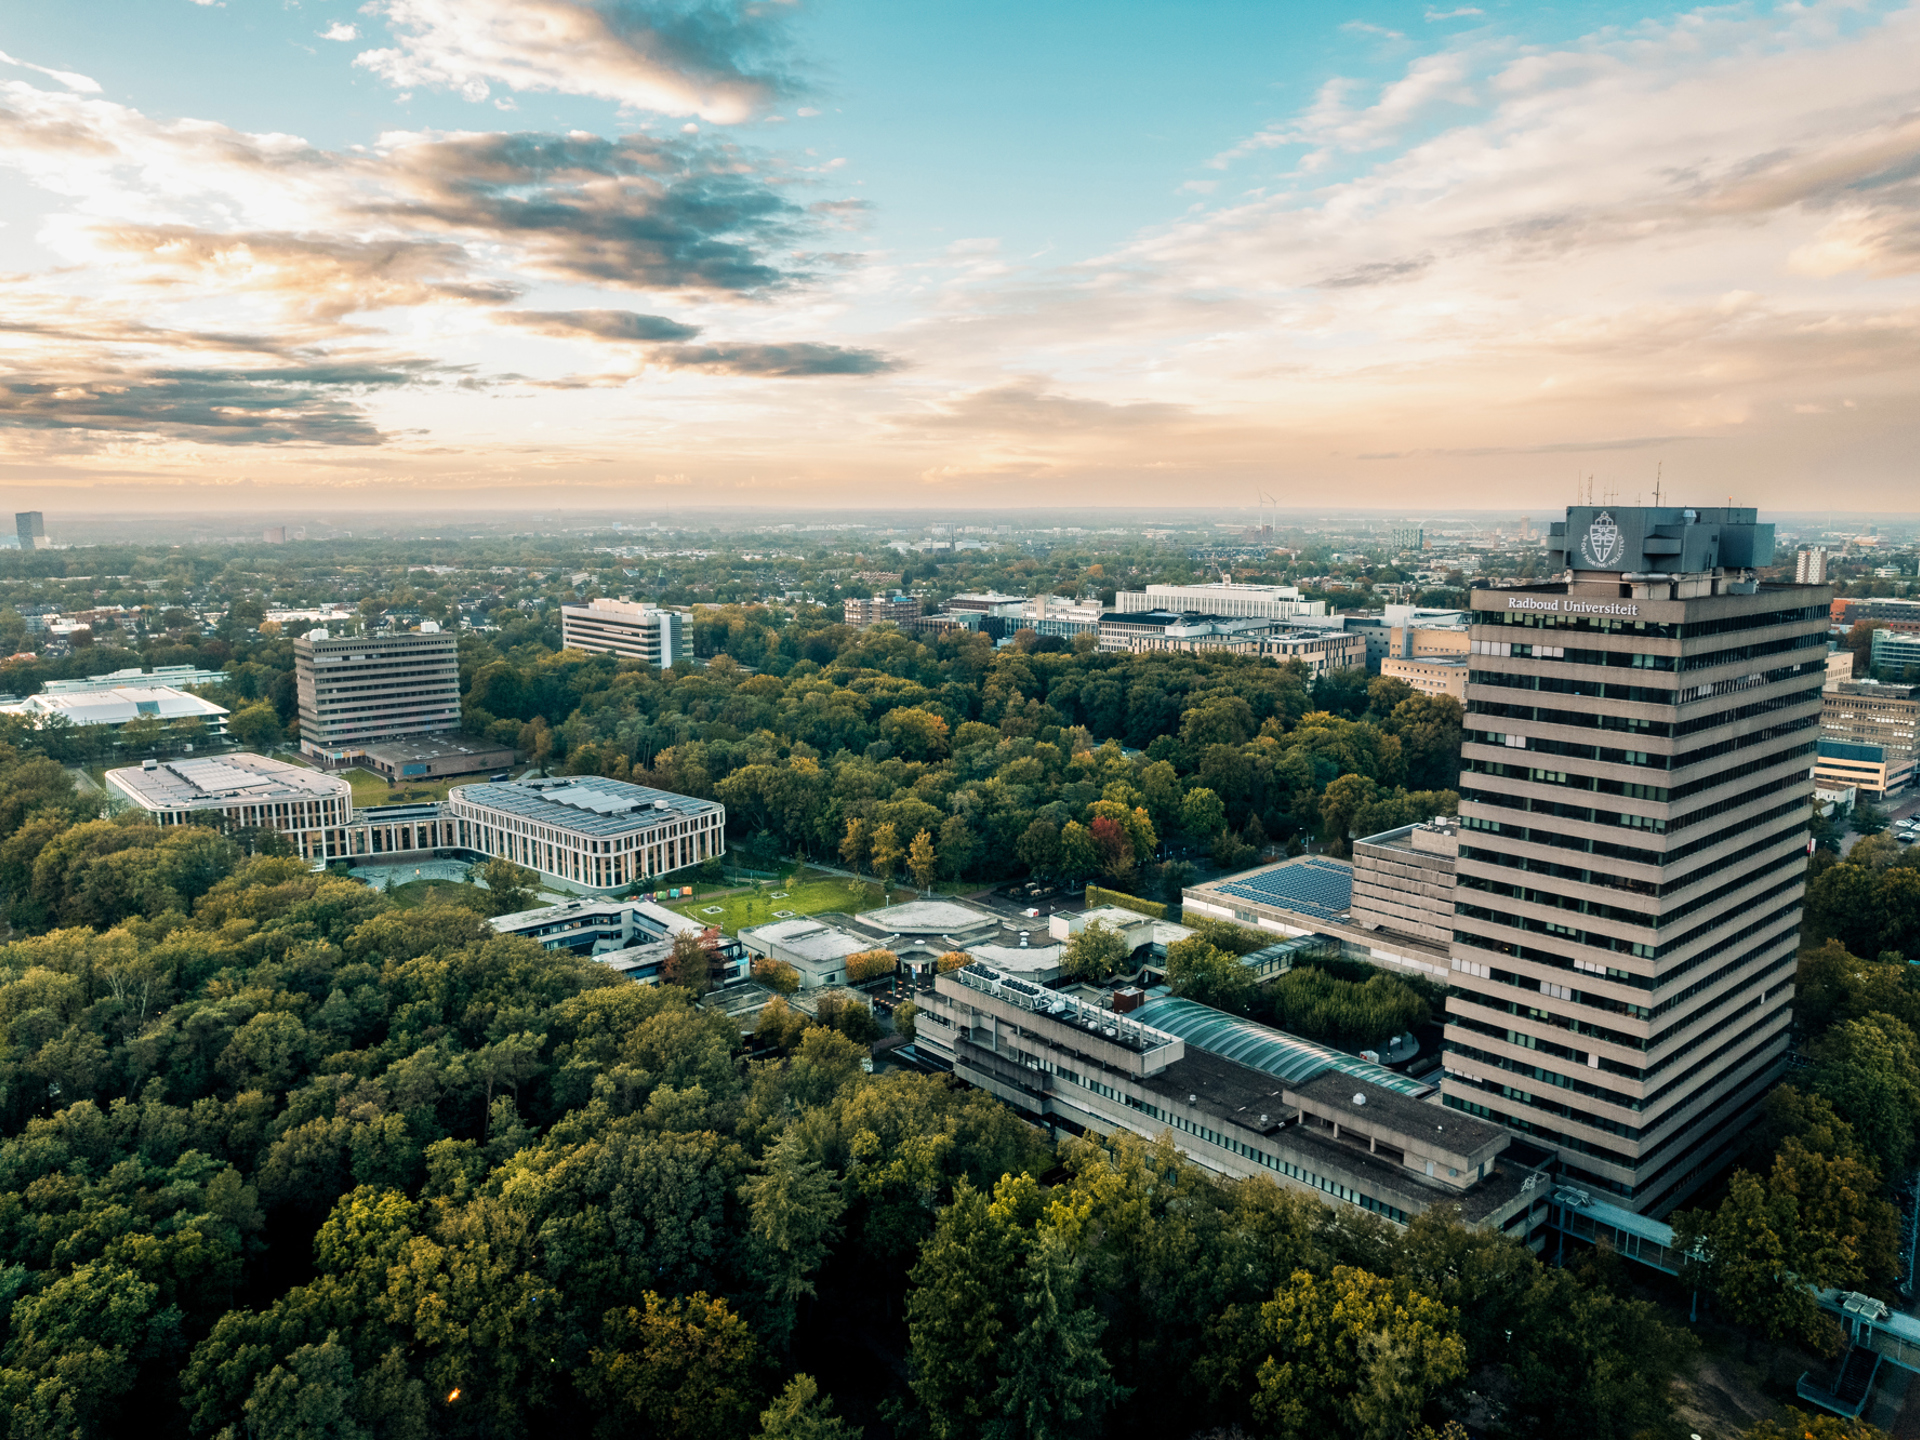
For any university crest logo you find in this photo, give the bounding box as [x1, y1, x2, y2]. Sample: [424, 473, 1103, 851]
[1586, 511, 1620, 567]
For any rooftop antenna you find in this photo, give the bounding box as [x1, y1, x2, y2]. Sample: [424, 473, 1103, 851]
[1653, 462, 1663, 508]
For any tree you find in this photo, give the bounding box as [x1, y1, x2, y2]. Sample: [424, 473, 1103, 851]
[870, 823, 903, 889]
[1180, 787, 1226, 841]
[908, 829, 939, 893]
[1061, 920, 1130, 982]
[1252, 1267, 1466, 1440]
[754, 957, 802, 995]
[845, 949, 899, 984]
[839, 817, 870, 874]
[759, 1374, 861, 1440]
[1016, 818, 1061, 877]
[1674, 1170, 1839, 1358]
[1855, 801, 1890, 837]
[1809, 1011, 1920, 1175]
[1164, 936, 1255, 1015]
[228, 702, 283, 751]
[988, 1228, 1126, 1440]
[474, 856, 540, 915]
[664, 930, 716, 994]
[1319, 773, 1378, 856]
[741, 1128, 846, 1346]
[894, 1000, 919, 1042]
[582, 1292, 759, 1440]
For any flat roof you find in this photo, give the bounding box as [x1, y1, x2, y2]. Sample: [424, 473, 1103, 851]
[1290, 1070, 1503, 1153]
[855, 899, 998, 933]
[455, 774, 720, 838]
[360, 733, 516, 762]
[1132, 996, 1432, 1098]
[1197, 856, 1354, 922]
[4, 686, 229, 725]
[107, 752, 350, 809]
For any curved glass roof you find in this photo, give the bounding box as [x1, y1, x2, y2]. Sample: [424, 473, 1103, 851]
[1131, 997, 1433, 1098]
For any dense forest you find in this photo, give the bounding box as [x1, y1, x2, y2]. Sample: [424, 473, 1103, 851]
[0, 738, 1716, 1440]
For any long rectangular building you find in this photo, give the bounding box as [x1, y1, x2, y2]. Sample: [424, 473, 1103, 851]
[448, 774, 725, 892]
[1449, 505, 1825, 1214]
[560, 598, 683, 665]
[295, 627, 461, 762]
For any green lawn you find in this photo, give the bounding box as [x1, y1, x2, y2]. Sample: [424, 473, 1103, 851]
[671, 875, 893, 935]
[269, 752, 486, 808]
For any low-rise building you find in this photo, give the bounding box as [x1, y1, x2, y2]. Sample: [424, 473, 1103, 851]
[105, 754, 352, 862]
[3, 685, 229, 740]
[42, 665, 229, 694]
[1380, 655, 1469, 699]
[1113, 583, 1327, 622]
[448, 775, 725, 893]
[740, 916, 873, 988]
[359, 732, 519, 783]
[1182, 845, 1453, 981]
[1826, 651, 1856, 690]
[1256, 630, 1370, 678]
[1812, 738, 1914, 800]
[559, 598, 683, 665]
[1873, 627, 1920, 679]
[489, 896, 743, 985]
[916, 962, 1547, 1234]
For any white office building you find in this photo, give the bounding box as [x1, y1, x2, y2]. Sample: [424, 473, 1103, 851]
[448, 775, 724, 892]
[560, 598, 682, 665]
[1115, 582, 1327, 622]
[2, 685, 229, 738]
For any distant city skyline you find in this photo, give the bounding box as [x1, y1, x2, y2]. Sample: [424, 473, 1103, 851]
[2, 1, 1918, 510]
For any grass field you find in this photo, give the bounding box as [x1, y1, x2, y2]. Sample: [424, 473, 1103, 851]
[670, 875, 893, 935]
[268, 751, 496, 808]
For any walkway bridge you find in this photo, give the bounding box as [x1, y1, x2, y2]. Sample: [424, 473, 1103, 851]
[1547, 1187, 1920, 1417]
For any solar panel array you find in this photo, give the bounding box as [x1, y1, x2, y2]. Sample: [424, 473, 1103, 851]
[1214, 858, 1353, 921]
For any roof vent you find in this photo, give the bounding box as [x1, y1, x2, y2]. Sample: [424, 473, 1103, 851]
[1353, 1093, 1367, 1106]
[142, 758, 158, 771]
[1258, 1114, 1269, 1126]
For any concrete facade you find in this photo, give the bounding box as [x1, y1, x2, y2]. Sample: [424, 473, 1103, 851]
[295, 628, 461, 762]
[1350, 819, 1459, 950]
[1450, 506, 1823, 1214]
[448, 775, 725, 893]
[559, 599, 683, 666]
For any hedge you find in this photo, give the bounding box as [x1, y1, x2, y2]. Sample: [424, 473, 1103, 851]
[1084, 885, 1167, 920]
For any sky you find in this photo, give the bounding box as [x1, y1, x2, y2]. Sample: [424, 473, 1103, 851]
[1, 0, 1917, 515]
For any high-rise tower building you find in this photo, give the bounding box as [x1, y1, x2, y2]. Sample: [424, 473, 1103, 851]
[294, 626, 461, 763]
[14, 512, 46, 550]
[1795, 547, 1829, 584]
[1446, 506, 1826, 1214]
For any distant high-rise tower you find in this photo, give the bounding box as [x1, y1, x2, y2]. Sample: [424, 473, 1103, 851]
[14, 512, 46, 550]
[263, 526, 289, 545]
[1449, 506, 1825, 1214]
[1796, 547, 1829, 585]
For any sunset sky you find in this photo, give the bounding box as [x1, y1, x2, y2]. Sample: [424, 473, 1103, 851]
[2, 0, 1917, 513]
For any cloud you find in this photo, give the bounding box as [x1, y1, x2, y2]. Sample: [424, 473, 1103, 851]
[648, 341, 897, 376]
[319, 22, 360, 42]
[365, 129, 807, 292]
[0, 49, 102, 94]
[95, 226, 519, 322]
[1358, 435, 1711, 459]
[497, 308, 702, 341]
[1425, 7, 1482, 19]
[1341, 22, 1404, 41]
[0, 358, 440, 445]
[1314, 254, 1433, 288]
[352, 0, 797, 122]
[901, 382, 1190, 434]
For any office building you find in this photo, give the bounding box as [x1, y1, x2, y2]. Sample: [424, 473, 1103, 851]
[1114, 582, 1327, 622]
[842, 594, 923, 627]
[42, 665, 228, 694]
[1826, 651, 1855, 690]
[263, 526, 289, 545]
[1872, 627, 1920, 679]
[14, 513, 46, 551]
[559, 598, 683, 665]
[294, 627, 461, 763]
[1098, 610, 1277, 654]
[1381, 655, 1470, 700]
[106, 754, 353, 862]
[1832, 597, 1920, 632]
[1182, 838, 1454, 983]
[488, 896, 743, 986]
[1811, 739, 1914, 800]
[447, 774, 725, 893]
[1796, 547, 1829, 585]
[1449, 505, 1825, 1214]
[1821, 680, 1917, 767]
[2, 685, 229, 740]
[943, 592, 1026, 615]
[915, 961, 1547, 1234]
[1390, 525, 1426, 551]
